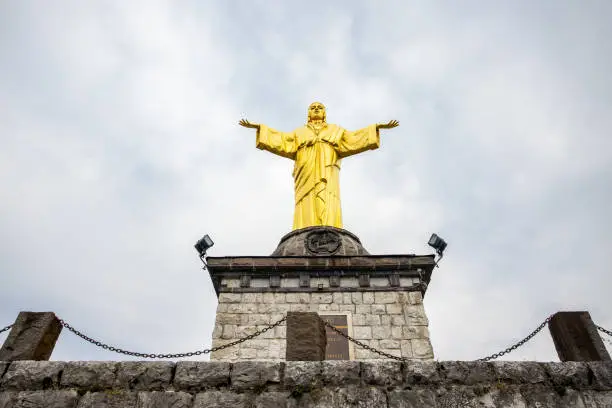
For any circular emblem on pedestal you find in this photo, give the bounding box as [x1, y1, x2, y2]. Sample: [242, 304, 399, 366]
[305, 229, 342, 255]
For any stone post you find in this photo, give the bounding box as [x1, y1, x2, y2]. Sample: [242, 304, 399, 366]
[0, 312, 62, 361]
[285, 312, 327, 361]
[548, 311, 611, 362]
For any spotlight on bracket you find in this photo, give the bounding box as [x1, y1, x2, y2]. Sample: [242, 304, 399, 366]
[428, 233, 447, 266]
[195, 234, 214, 258]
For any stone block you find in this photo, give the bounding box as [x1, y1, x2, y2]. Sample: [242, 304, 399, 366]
[352, 314, 365, 326]
[402, 325, 429, 339]
[210, 343, 239, 361]
[492, 361, 548, 384]
[262, 293, 275, 304]
[371, 304, 386, 314]
[391, 326, 403, 339]
[173, 362, 230, 391]
[76, 391, 137, 408]
[581, 390, 612, 407]
[375, 292, 397, 304]
[284, 361, 322, 388]
[404, 361, 440, 384]
[543, 362, 591, 388]
[289, 304, 309, 312]
[362, 361, 403, 386]
[380, 339, 400, 349]
[464, 361, 496, 385]
[318, 304, 339, 312]
[285, 293, 310, 304]
[366, 315, 381, 326]
[321, 361, 360, 385]
[353, 326, 372, 340]
[356, 305, 371, 314]
[306, 386, 387, 407]
[338, 304, 355, 312]
[311, 293, 333, 304]
[342, 293, 352, 304]
[363, 292, 374, 304]
[242, 293, 262, 303]
[549, 311, 611, 362]
[273, 293, 286, 303]
[588, 361, 612, 390]
[285, 312, 326, 361]
[218, 293, 241, 303]
[400, 340, 413, 358]
[60, 362, 117, 391]
[221, 324, 236, 339]
[216, 313, 241, 325]
[386, 304, 403, 315]
[212, 324, 222, 339]
[0, 361, 65, 391]
[391, 316, 406, 326]
[193, 391, 252, 408]
[387, 389, 437, 408]
[0, 312, 62, 361]
[239, 348, 257, 359]
[372, 326, 391, 340]
[403, 305, 429, 325]
[137, 391, 193, 408]
[408, 291, 422, 304]
[248, 314, 269, 325]
[254, 392, 291, 408]
[114, 362, 173, 391]
[230, 362, 281, 391]
[411, 339, 433, 359]
[8, 391, 79, 408]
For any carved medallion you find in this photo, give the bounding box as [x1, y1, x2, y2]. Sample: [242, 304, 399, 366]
[305, 229, 341, 255]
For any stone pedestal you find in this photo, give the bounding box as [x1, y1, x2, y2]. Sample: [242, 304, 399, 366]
[206, 227, 435, 361]
[0, 312, 62, 361]
[285, 312, 327, 361]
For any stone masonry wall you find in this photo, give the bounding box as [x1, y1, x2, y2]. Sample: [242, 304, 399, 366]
[0, 360, 611, 407]
[210, 290, 433, 361]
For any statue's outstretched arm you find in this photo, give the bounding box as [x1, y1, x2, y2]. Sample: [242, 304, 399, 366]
[376, 120, 399, 130]
[239, 119, 260, 129]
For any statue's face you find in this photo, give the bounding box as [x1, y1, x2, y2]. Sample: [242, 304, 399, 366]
[308, 102, 326, 121]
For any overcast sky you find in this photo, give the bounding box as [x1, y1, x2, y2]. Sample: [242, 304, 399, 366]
[1, 1, 611, 362]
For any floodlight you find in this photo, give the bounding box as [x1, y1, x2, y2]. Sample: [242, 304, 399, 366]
[427, 233, 447, 256]
[195, 234, 214, 257]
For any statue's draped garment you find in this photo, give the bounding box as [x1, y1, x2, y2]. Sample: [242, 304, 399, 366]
[256, 123, 379, 230]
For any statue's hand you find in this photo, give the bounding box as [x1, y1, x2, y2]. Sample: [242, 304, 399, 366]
[376, 120, 399, 130]
[239, 119, 260, 129]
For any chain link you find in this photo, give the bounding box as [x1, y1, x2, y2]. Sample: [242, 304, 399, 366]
[596, 325, 612, 338]
[477, 315, 553, 362]
[0, 324, 12, 335]
[59, 316, 286, 359]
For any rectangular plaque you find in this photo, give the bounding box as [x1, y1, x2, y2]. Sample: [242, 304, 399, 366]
[320, 315, 350, 360]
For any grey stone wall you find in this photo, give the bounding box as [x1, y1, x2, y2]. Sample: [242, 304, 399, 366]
[0, 360, 611, 407]
[210, 290, 433, 361]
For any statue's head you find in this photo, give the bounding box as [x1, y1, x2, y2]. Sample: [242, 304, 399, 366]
[307, 102, 326, 123]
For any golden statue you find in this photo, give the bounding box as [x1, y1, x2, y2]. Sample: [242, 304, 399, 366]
[239, 102, 398, 230]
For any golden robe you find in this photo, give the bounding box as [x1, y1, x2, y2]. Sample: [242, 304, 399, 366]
[256, 123, 380, 230]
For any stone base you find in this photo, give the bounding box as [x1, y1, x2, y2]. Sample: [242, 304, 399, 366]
[271, 226, 369, 256]
[1, 360, 610, 407]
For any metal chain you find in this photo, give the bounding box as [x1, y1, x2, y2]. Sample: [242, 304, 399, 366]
[319, 317, 406, 361]
[596, 325, 612, 338]
[0, 324, 12, 335]
[477, 315, 553, 362]
[59, 316, 286, 359]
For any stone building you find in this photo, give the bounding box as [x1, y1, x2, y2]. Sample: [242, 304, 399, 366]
[206, 226, 436, 361]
